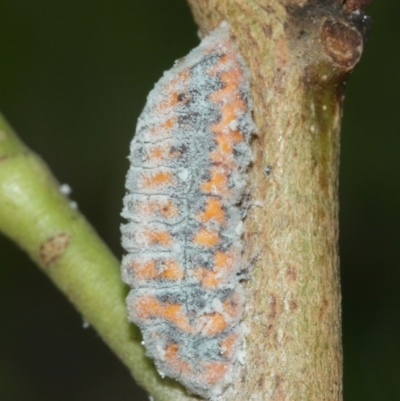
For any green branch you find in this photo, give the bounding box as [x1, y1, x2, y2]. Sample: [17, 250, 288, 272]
[0, 114, 195, 401]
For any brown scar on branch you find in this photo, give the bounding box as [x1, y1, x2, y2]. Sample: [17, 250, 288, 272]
[342, 0, 372, 14]
[319, 16, 363, 69]
[39, 232, 71, 266]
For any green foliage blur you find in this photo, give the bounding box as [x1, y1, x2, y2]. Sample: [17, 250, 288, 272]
[0, 1, 397, 400]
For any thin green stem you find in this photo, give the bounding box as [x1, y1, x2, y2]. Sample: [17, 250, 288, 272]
[0, 114, 195, 401]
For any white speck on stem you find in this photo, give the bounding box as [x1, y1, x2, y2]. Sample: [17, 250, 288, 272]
[59, 183, 72, 196]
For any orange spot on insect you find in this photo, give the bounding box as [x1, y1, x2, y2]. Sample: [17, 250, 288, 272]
[164, 303, 184, 322]
[193, 228, 220, 247]
[213, 130, 244, 161]
[200, 167, 229, 196]
[164, 118, 175, 128]
[211, 102, 246, 134]
[142, 171, 175, 188]
[135, 295, 160, 319]
[130, 259, 159, 280]
[215, 135, 232, 154]
[200, 361, 229, 384]
[130, 258, 184, 281]
[196, 198, 225, 224]
[165, 343, 179, 357]
[210, 150, 235, 168]
[214, 251, 233, 271]
[157, 70, 191, 111]
[159, 94, 180, 110]
[136, 198, 180, 220]
[163, 303, 193, 332]
[146, 142, 182, 165]
[222, 291, 242, 319]
[147, 145, 164, 161]
[161, 259, 185, 280]
[227, 128, 244, 142]
[159, 200, 180, 219]
[210, 68, 243, 103]
[146, 141, 182, 165]
[135, 295, 191, 331]
[208, 53, 229, 75]
[212, 103, 236, 130]
[201, 313, 227, 336]
[164, 343, 192, 374]
[193, 268, 219, 288]
[193, 251, 234, 287]
[220, 334, 238, 358]
[148, 117, 177, 139]
[210, 127, 244, 168]
[143, 228, 172, 245]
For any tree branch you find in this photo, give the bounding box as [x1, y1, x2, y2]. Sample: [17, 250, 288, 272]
[184, 0, 368, 400]
[0, 0, 369, 399]
[0, 114, 194, 401]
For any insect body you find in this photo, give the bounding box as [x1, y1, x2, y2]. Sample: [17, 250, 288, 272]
[121, 22, 255, 399]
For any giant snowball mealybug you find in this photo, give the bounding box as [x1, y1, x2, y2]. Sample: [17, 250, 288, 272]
[121, 22, 256, 399]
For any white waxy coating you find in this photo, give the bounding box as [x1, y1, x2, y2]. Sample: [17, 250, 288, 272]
[121, 22, 255, 399]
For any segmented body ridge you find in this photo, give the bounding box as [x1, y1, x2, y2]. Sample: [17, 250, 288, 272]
[121, 23, 255, 399]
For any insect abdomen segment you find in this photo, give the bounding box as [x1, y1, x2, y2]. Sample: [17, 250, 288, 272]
[121, 22, 255, 399]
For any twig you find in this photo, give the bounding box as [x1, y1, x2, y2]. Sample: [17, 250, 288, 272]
[0, 114, 195, 401]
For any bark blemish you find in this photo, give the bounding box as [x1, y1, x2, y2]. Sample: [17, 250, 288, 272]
[286, 265, 297, 282]
[272, 375, 286, 401]
[274, 35, 290, 72]
[289, 300, 298, 312]
[342, 0, 372, 14]
[40, 232, 71, 266]
[319, 17, 363, 69]
[269, 295, 278, 320]
[319, 297, 330, 318]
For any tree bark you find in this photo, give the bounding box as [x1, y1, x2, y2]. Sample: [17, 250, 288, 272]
[183, 0, 368, 400]
[0, 1, 370, 400]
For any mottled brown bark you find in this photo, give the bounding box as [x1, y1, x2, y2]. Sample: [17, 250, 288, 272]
[181, 0, 369, 400]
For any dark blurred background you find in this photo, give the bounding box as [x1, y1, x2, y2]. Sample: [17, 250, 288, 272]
[0, 1, 397, 400]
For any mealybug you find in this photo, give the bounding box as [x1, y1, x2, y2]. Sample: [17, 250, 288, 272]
[121, 22, 255, 399]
